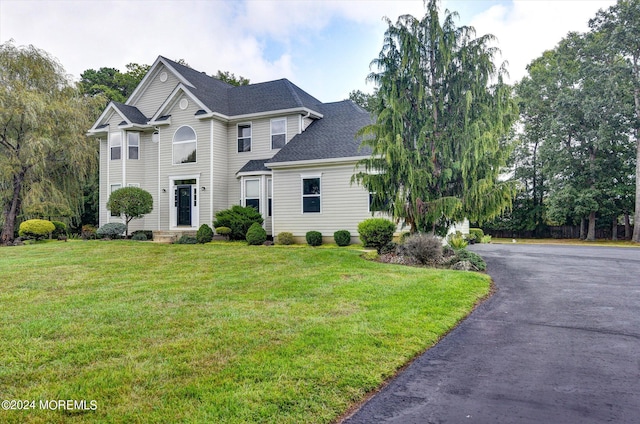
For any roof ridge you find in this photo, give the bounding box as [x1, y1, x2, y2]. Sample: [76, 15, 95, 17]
[282, 79, 304, 107]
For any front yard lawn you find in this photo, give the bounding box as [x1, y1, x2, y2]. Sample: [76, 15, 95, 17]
[0, 241, 490, 423]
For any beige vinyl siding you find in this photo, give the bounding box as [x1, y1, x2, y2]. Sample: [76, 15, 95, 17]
[131, 64, 180, 118]
[105, 113, 124, 225]
[271, 162, 373, 241]
[98, 137, 108, 227]
[303, 117, 314, 131]
[286, 116, 298, 141]
[126, 131, 159, 232]
[211, 119, 228, 220]
[158, 94, 211, 230]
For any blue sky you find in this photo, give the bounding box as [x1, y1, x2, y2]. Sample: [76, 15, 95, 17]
[0, 0, 616, 102]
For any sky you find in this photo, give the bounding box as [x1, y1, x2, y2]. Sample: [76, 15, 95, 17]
[0, 0, 617, 103]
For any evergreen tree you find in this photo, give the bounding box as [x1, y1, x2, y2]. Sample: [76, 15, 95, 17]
[353, 0, 518, 233]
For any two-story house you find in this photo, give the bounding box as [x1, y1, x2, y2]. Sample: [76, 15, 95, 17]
[87, 56, 378, 242]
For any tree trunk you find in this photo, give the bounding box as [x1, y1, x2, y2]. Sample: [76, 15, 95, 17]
[580, 218, 586, 240]
[612, 216, 618, 241]
[0, 169, 26, 245]
[586, 211, 596, 241]
[624, 212, 631, 240]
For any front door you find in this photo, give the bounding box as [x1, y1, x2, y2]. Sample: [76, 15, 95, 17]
[177, 186, 192, 226]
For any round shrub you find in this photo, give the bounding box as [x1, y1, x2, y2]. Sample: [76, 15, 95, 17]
[398, 233, 443, 265]
[333, 230, 351, 247]
[215, 226, 232, 239]
[447, 233, 468, 249]
[306, 231, 322, 247]
[276, 232, 295, 245]
[96, 222, 127, 239]
[51, 221, 67, 238]
[176, 235, 197, 244]
[196, 224, 214, 244]
[131, 233, 147, 241]
[469, 228, 484, 242]
[358, 218, 395, 253]
[131, 230, 153, 240]
[246, 222, 267, 245]
[18, 219, 55, 240]
[213, 205, 264, 241]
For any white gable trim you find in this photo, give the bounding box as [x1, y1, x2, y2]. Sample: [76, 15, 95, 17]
[149, 83, 210, 123]
[125, 56, 195, 106]
[87, 103, 126, 135]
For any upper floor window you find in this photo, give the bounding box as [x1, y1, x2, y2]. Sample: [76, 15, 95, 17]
[237, 123, 251, 152]
[244, 179, 260, 211]
[173, 126, 196, 164]
[302, 177, 321, 213]
[271, 118, 286, 149]
[110, 133, 121, 160]
[127, 132, 139, 160]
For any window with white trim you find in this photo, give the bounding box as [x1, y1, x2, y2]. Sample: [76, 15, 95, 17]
[237, 123, 251, 152]
[302, 177, 321, 213]
[110, 133, 121, 160]
[110, 184, 121, 216]
[173, 126, 196, 164]
[267, 178, 273, 217]
[271, 118, 286, 149]
[127, 132, 139, 160]
[244, 179, 260, 211]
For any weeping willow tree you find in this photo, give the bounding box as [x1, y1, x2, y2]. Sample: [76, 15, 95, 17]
[353, 0, 518, 234]
[0, 42, 100, 244]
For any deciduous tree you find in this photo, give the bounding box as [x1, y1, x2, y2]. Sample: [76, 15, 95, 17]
[106, 187, 153, 236]
[0, 42, 99, 244]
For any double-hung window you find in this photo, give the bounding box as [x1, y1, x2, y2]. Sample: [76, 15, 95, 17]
[244, 179, 260, 211]
[237, 123, 251, 152]
[267, 178, 273, 217]
[110, 184, 121, 216]
[127, 132, 139, 160]
[110, 133, 121, 160]
[302, 177, 321, 213]
[271, 118, 286, 149]
[173, 126, 196, 164]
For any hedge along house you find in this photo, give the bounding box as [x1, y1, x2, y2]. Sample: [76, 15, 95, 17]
[87, 56, 381, 242]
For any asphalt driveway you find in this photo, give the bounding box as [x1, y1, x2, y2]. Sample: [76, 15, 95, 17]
[343, 244, 640, 423]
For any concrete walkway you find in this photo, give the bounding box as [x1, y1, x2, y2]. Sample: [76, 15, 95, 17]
[344, 244, 640, 423]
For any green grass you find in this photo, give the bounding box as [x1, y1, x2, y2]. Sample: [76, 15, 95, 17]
[0, 241, 490, 423]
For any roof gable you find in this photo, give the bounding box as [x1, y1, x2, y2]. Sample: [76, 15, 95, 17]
[88, 101, 148, 133]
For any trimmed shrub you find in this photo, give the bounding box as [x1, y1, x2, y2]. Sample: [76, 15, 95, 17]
[306, 231, 322, 247]
[215, 226, 232, 240]
[358, 218, 395, 253]
[480, 235, 492, 244]
[276, 232, 294, 245]
[18, 219, 55, 240]
[447, 249, 486, 271]
[469, 228, 484, 241]
[106, 187, 154, 236]
[246, 222, 267, 245]
[82, 224, 97, 240]
[131, 230, 153, 240]
[96, 222, 127, 239]
[131, 233, 147, 241]
[213, 205, 264, 241]
[51, 221, 67, 238]
[398, 233, 443, 265]
[176, 235, 197, 244]
[333, 230, 351, 247]
[196, 224, 214, 244]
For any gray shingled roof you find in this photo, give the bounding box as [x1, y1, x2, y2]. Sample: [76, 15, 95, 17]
[112, 102, 148, 125]
[161, 57, 322, 117]
[268, 101, 373, 164]
[237, 159, 272, 174]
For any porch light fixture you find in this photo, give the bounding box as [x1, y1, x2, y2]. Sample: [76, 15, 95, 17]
[162, 188, 167, 193]
[201, 186, 206, 191]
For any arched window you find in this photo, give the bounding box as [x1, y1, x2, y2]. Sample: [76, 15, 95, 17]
[173, 126, 196, 164]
